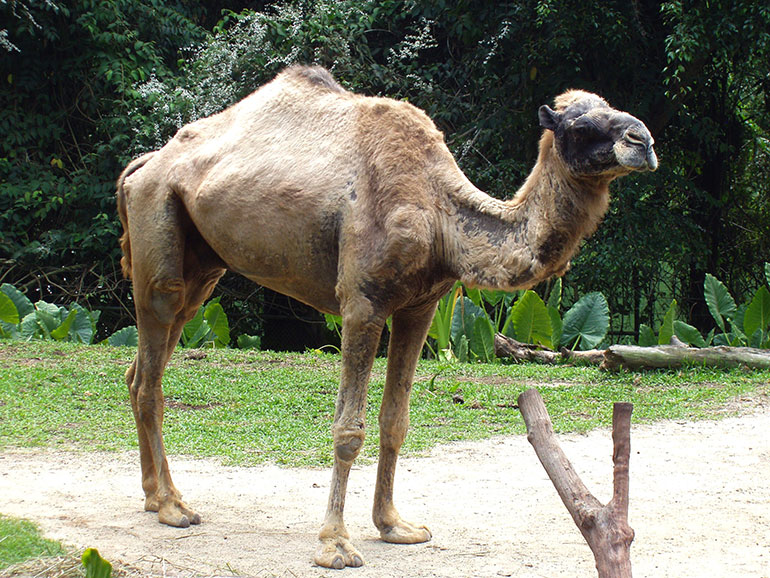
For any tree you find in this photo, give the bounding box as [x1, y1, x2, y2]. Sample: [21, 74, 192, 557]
[0, 0, 208, 334]
[1, 0, 767, 345]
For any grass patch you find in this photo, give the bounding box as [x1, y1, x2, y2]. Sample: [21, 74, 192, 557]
[0, 514, 66, 569]
[0, 341, 767, 468]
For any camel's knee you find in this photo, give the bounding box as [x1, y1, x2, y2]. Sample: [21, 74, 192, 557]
[139, 278, 185, 327]
[133, 384, 163, 423]
[333, 421, 366, 463]
[379, 403, 410, 448]
[379, 421, 408, 451]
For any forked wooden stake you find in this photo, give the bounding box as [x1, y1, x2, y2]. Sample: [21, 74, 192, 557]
[517, 388, 634, 578]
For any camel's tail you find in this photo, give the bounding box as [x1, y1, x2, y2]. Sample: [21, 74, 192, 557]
[116, 152, 156, 279]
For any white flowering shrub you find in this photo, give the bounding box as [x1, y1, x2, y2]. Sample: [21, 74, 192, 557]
[128, 0, 441, 154]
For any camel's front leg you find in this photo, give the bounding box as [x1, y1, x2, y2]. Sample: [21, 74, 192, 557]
[314, 301, 385, 569]
[373, 305, 436, 544]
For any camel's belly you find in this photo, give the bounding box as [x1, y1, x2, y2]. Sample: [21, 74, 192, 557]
[183, 185, 344, 315]
[241, 272, 341, 316]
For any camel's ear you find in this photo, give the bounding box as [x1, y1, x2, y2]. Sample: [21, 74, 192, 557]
[538, 105, 561, 131]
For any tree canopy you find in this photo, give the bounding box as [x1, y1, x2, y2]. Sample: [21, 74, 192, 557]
[1, 0, 768, 344]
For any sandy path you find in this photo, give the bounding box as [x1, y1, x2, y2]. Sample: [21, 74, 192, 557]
[2, 412, 769, 577]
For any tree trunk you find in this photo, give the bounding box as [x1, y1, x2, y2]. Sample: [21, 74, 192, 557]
[601, 344, 770, 370]
[517, 389, 634, 577]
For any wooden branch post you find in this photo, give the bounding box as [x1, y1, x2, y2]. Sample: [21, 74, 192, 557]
[517, 389, 634, 577]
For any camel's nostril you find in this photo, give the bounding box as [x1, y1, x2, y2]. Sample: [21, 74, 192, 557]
[625, 131, 647, 147]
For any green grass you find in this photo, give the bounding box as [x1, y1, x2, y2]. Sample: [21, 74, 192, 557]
[0, 340, 768, 467]
[0, 514, 66, 569]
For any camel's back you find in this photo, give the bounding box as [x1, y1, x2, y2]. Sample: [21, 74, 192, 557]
[129, 66, 455, 312]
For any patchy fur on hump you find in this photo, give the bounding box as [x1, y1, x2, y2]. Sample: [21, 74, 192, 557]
[552, 90, 609, 113]
[281, 64, 346, 93]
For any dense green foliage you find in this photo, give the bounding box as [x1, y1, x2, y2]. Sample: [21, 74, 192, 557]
[2, 0, 768, 347]
[643, 263, 770, 347]
[424, 281, 609, 362]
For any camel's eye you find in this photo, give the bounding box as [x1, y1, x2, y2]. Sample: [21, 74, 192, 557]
[571, 121, 602, 141]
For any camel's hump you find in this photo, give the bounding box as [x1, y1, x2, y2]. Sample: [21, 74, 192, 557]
[279, 65, 346, 94]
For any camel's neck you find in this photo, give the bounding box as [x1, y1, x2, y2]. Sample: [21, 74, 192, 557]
[440, 133, 610, 290]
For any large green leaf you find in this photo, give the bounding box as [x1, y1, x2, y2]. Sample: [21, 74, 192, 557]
[658, 300, 677, 345]
[237, 334, 261, 349]
[181, 298, 231, 348]
[20, 312, 40, 340]
[34, 301, 63, 337]
[203, 299, 230, 347]
[82, 547, 112, 578]
[560, 292, 609, 350]
[703, 273, 736, 332]
[107, 326, 139, 347]
[547, 277, 562, 310]
[638, 323, 657, 347]
[454, 333, 469, 363]
[464, 286, 483, 308]
[480, 288, 508, 307]
[469, 315, 495, 363]
[509, 290, 552, 348]
[182, 307, 209, 347]
[0, 291, 19, 324]
[451, 296, 487, 345]
[1, 283, 33, 318]
[744, 286, 770, 339]
[428, 284, 462, 351]
[673, 320, 706, 348]
[548, 305, 562, 350]
[68, 304, 96, 344]
[50, 309, 77, 341]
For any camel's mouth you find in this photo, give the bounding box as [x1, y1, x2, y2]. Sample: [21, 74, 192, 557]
[615, 128, 657, 172]
[644, 146, 658, 172]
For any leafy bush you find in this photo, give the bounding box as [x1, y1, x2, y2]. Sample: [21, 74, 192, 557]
[425, 279, 609, 362]
[0, 282, 132, 346]
[638, 263, 770, 348]
[0, 284, 261, 350]
[0, 283, 99, 343]
[180, 297, 231, 348]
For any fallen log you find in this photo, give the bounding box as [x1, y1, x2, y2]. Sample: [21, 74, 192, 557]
[494, 333, 770, 370]
[601, 344, 770, 370]
[518, 388, 634, 577]
[493, 334, 562, 363]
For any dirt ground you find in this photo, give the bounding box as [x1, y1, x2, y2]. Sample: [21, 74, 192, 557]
[2, 410, 769, 578]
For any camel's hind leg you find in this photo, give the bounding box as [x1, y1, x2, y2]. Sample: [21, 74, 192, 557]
[125, 189, 224, 527]
[373, 303, 436, 543]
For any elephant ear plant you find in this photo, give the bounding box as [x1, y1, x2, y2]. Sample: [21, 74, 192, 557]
[0, 283, 99, 344]
[637, 263, 770, 349]
[703, 265, 770, 348]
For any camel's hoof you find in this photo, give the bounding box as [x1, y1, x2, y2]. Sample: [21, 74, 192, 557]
[314, 536, 365, 569]
[148, 497, 201, 528]
[380, 520, 432, 544]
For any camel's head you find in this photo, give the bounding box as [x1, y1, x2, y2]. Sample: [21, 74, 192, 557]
[538, 90, 657, 177]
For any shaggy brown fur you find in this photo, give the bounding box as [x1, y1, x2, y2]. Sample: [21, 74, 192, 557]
[116, 65, 656, 569]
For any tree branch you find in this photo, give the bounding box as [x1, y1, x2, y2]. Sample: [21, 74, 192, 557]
[518, 389, 634, 577]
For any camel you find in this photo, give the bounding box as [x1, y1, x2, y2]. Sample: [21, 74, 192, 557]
[116, 65, 657, 570]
